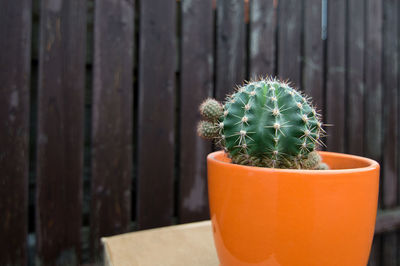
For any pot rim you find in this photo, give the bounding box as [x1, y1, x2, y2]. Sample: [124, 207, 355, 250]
[208, 150, 379, 174]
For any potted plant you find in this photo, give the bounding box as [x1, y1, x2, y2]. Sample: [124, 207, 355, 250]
[198, 77, 379, 266]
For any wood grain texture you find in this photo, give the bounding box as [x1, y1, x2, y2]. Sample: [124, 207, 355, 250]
[179, 0, 213, 223]
[249, 0, 276, 78]
[215, 0, 245, 100]
[346, 0, 365, 156]
[382, 233, 397, 266]
[0, 0, 31, 265]
[367, 235, 381, 266]
[364, 0, 383, 163]
[325, 0, 346, 153]
[375, 208, 398, 265]
[277, 0, 302, 87]
[137, 0, 176, 229]
[382, 0, 398, 210]
[36, 0, 86, 265]
[303, 0, 323, 111]
[375, 208, 400, 234]
[382, 0, 399, 264]
[90, 0, 134, 257]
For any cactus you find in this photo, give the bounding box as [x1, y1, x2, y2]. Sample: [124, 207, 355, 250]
[197, 120, 219, 139]
[198, 77, 328, 169]
[199, 98, 223, 122]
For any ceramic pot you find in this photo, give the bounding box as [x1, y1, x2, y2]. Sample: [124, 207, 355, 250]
[207, 151, 380, 266]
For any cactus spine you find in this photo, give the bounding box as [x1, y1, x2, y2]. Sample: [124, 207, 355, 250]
[198, 77, 327, 169]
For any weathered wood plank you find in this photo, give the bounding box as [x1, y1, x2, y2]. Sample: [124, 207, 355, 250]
[325, 0, 346, 152]
[90, 0, 134, 257]
[249, 0, 276, 78]
[179, 0, 213, 223]
[375, 207, 400, 234]
[368, 235, 381, 266]
[0, 0, 31, 265]
[215, 0, 245, 100]
[383, 233, 398, 266]
[303, 0, 323, 110]
[137, 0, 176, 229]
[364, 0, 383, 163]
[277, 0, 302, 87]
[382, 0, 399, 264]
[375, 210, 397, 266]
[374, 208, 400, 266]
[346, 0, 365, 156]
[36, 0, 86, 264]
[382, 0, 399, 213]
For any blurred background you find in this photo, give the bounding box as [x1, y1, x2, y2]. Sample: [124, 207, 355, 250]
[1, 0, 399, 265]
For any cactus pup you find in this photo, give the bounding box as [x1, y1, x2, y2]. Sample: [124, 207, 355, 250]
[198, 77, 328, 169]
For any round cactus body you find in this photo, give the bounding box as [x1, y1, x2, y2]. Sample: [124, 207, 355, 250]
[221, 79, 323, 168]
[197, 77, 326, 169]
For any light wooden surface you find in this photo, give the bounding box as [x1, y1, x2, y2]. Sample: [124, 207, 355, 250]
[102, 221, 219, 266]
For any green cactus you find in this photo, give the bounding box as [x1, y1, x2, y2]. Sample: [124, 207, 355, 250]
[199, 98, 223, 121]
[197, 120, 219, 139]
[197, 77, 328, 169]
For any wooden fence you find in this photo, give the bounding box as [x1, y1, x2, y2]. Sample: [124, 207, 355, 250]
[1, 0, 400, 265]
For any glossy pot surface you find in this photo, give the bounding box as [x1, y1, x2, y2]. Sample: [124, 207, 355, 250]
[207, 151, 379, 266]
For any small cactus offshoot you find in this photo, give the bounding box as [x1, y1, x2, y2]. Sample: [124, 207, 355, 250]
[199, 98, 223, 121]
[197, 77, 329, 170]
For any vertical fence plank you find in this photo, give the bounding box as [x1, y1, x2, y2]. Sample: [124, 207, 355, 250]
[347, 0, 365, 156]
[325, 0, 346, 152]
[137, 0, 176, 229]
[364, 4, 383, 262]
[382, 0, 399, 265]
[215, 0, 245, 100]
[382, 0, 398, 219]
[365, 3, 383, 263]
[249, 0, 276, 78]
[383, 232, 398, 266]
[365, 0, 383, 163]
[179, 0, 213, 223]
[277, 0, 302, 86]
[0, 1, 31, 265]
[36, 0, 86, 264]
[303, 0, 323, 110]
[368, 235, 382, 266]
[90, 0, 134, 257]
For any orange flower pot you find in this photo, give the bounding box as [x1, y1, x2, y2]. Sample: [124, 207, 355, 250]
[207, 151, 380, 266]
